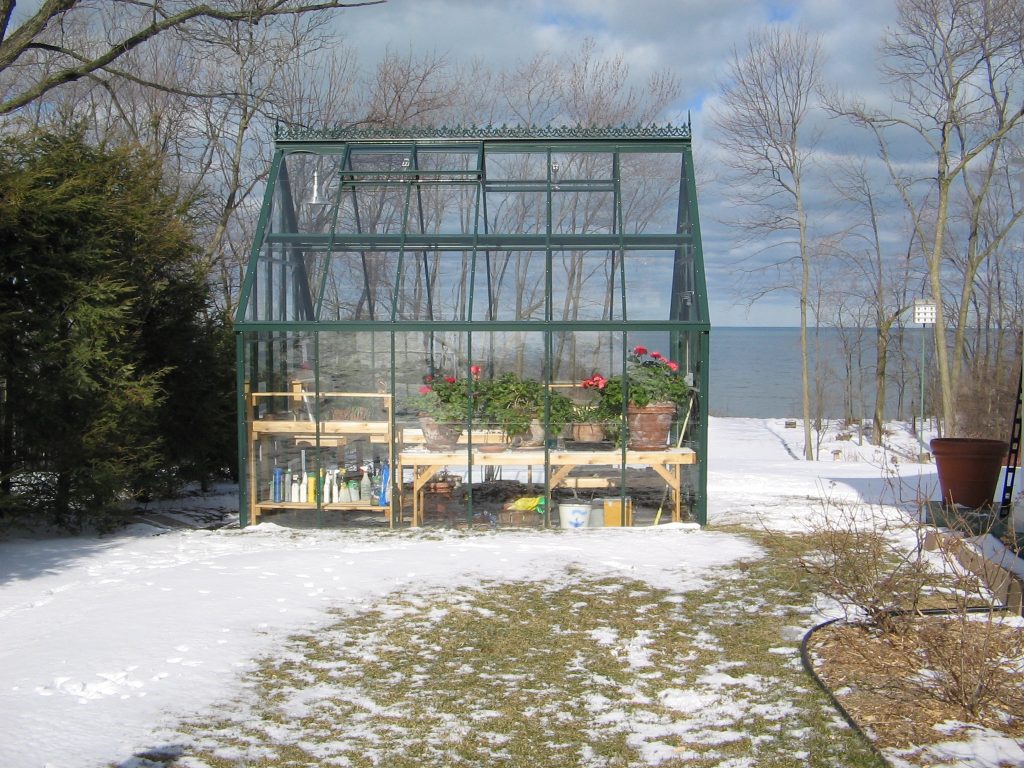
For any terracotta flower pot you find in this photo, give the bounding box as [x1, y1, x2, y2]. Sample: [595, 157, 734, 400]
[930, 437, 1007, 508]
[510, 418, 545, 447]
[626, 403, 675, 450]
[419, 415, 463, 451]
[571, 422, 605, 442]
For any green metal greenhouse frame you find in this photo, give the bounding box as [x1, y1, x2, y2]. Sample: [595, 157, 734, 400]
[234, 124, 710, 528]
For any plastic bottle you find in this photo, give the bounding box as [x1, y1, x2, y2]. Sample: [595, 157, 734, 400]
[348, 478, 361, 502]
[378, 460, 390, 506]
[360, 468, 371, 503]
[273, 467, 284, 503]
[290, 475, 299, 503]
[307, 472, 316, 505]
[298, 471, 307, 503]
[338, 476, 351, 502]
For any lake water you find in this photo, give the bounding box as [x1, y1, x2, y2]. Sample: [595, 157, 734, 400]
[709, 326, 929, 419]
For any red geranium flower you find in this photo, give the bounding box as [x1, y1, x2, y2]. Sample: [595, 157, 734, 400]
[666, 360, 679, 371]
[445, 376, 456, 384]
[650, 351, 662, 360]
[418, 385, 432, 394]
[633, 345, 648, 356]
[470, 364, 481, 377]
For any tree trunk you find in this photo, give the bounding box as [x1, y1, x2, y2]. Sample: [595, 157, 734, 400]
[873, 322, 890, 446]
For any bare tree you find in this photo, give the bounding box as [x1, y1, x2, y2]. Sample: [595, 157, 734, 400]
[829, 160, 925, 443]
[190, 12, 358, 313]
[834, 0, 1024, 435]
[0, 0, 382, 117]
[711, 25, 826, 459]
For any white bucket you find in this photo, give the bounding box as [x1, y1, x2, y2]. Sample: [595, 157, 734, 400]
[588, 504, 604, 528]
[559, 503, 591, 530]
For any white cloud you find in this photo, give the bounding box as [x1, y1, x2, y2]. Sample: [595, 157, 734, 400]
[331, 1, 915, 328]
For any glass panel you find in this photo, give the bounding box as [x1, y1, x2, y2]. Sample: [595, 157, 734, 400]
[244, 330, 394, 528]
[279, 153, 346, 235]
[394, 251, 473, 321]
[549, 250, 622, 322]
[549, 151, 613, 182]
[484, 149, 546, 181]
[623, 251, 676, 321]
[348, 149, 413, 173]
[549, 329, 623, 385]
[470, 251, 546, 321]
[552, 190, 615, 234]
[619, 152, 682, 234]
[318, 251, 397, 321]
[339, 183, 411, 236]
[484, 189, 546, 234]
[244, 243, 317, 322]
[408, 184, 477, 236]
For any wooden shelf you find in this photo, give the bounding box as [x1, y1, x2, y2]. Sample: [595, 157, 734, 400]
[253, 501, 388, 512]
[246, 389, 395, 526]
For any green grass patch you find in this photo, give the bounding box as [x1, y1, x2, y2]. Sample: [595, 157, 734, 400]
[146, 531, 885, 767]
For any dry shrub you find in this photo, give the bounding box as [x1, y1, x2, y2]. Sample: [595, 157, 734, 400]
[912, 612, 1024, 720]
[798, 499, 934, 633]
[806, 498, 1024, 737]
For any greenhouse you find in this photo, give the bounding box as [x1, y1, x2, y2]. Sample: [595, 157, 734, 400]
[234, 124, 710, 529]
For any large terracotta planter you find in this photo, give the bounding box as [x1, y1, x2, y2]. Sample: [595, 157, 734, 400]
[626, 403, 675, 450]
[930, 437, 1007, 508]
[419, 415, 463, 451]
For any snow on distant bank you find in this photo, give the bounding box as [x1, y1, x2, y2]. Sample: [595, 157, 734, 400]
[708, 416, 940, 531]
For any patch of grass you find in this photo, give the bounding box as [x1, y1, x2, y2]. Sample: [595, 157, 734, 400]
[142, 530, 884, 767]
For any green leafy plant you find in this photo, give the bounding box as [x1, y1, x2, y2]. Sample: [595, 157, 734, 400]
[569, 399, 601, 423]
[408, 366, 483, 424]
[585, 346, 689, 420]
[478, 372, 574, 441]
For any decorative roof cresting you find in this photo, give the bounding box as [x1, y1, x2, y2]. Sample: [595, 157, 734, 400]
[275, 123, 692, 142]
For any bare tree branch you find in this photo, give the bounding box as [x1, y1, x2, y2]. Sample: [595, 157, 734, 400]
[0, 0, 383, 115]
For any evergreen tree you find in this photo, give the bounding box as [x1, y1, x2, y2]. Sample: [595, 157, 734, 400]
[0, 128, 232, 530]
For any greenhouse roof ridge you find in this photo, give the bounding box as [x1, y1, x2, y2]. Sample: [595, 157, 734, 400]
[274, 122, 692, 143]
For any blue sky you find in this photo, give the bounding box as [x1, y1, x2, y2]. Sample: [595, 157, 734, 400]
[335, 0, 902, 326]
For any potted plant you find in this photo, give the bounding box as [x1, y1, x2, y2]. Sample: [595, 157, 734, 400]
[479, 372, 574, 446]
[585, 346, 689, 450]
[928, 371, 1015, 509]
[408, 366, 482, 450]
[566, 392, 607, 443]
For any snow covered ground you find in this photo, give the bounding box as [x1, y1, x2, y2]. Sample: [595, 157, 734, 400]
[0, 417, 1019, 767]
